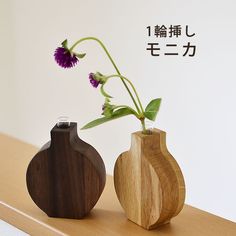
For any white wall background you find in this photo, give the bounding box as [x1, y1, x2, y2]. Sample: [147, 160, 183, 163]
[1, 0, 236, 227]
[0, 220, 28, 236]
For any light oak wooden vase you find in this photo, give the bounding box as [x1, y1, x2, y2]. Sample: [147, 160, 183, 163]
[114, 128, 185, 230]
[26, 122, 106, 219]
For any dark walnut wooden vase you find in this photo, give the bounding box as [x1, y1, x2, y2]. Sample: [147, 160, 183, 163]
[114, 128, 185, 230]
[26, 122, 106, 219]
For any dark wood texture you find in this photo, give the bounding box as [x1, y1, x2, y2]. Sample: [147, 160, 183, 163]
[26, 122, 106, 219]
[1, 133, 236, 235]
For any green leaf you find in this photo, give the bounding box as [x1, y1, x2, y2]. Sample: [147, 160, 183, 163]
[81, 108, 135, 129]
[144, 98, 161, 121]
[100, 84, 113, 98]
[75, 53, 86, 59]
[61, 39, 68, 48]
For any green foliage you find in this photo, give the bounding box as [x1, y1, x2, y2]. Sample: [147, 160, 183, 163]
[61, 39, 68, 48]
[144, 98, 162, 121]
[100, 84, 112, 98]
[81, 107, 135, 129]
[56, 37, 163, 132]
[75, 53, 86, 58]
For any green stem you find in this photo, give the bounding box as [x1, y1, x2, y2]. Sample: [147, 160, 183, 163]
[113, 105, 139, 118]
[141, 119, 147, 134]
[105, 74, 145, 114]
[69, 37, 141, 113]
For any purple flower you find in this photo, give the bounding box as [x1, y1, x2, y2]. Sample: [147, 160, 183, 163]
[89, 73, 100, 88]
[54, 47, 78, 68]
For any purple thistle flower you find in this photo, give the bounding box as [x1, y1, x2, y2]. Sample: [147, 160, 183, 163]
[54, 47, 78, 68]
[89, 73, 100, 88]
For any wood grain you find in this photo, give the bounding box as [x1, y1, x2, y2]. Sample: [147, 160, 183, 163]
[114, 128, 185, 229]
[0, 133, 236, 235]
[26, 122, 106, 219]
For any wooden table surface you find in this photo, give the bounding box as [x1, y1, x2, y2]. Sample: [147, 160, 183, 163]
[0, 133, 236, 236]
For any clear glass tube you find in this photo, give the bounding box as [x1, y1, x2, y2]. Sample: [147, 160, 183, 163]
[57, 116, 70, 128]
[141, 119, 154, 134]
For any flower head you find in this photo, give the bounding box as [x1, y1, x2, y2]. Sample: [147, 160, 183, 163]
[102, 100, 115, 117]
[89, 73, 100, 88]
[54, 47, 78, 68]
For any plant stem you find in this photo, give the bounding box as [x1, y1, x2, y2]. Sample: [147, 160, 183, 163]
[105, 74, 145, 114]
[69, 37, 141, 113]
[141, 119, 147, 134]
[113, 105, 139, 118]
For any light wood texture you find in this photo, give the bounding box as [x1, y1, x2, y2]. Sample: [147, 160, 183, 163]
[26, 123, 106, 219]
[114, 129, 186, 229]
[0, 133, 236, 235]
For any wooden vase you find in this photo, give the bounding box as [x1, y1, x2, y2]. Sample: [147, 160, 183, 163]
[26, 122, 106, 219]
[114, 128, 185, 230]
